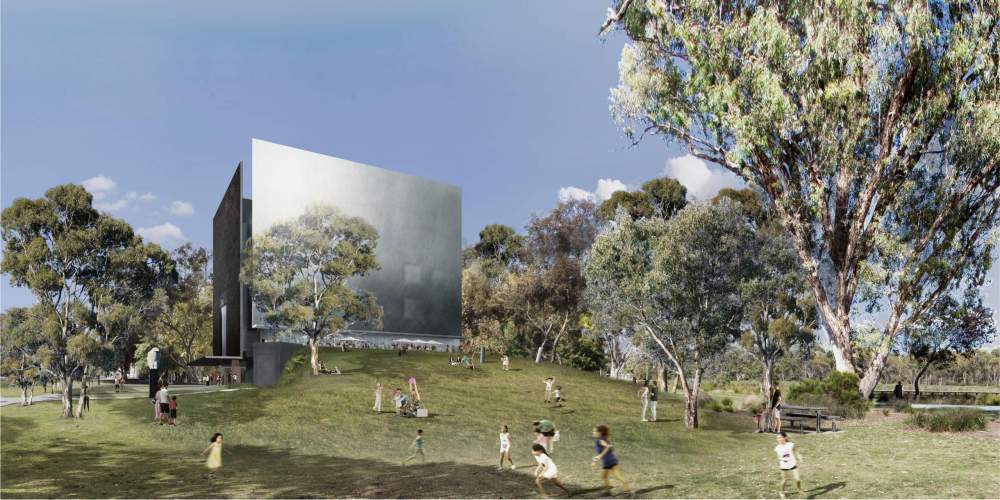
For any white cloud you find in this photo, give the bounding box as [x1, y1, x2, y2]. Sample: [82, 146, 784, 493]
[594, 178, 628, 201]
[662, 154, 744, 200]
[81, 175, 116, 200]
[127, 191, 157, 202]
[169, 201, 195, 217]
[137, 222, 187, 245]
[94, 199, 129, 212]
[557, 186, 596, 203]
[558, 178, 628, 203]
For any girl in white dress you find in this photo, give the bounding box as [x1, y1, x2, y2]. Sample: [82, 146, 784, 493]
[498, 425, 515, 470]
[532, 444, 570, 497]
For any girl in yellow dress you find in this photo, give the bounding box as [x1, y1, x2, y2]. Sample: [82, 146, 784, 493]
[202, 433, 224, 477]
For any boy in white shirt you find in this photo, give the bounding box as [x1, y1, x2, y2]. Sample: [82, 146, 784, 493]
[774, 432, 804, 499]
[543, 377, 554, 403]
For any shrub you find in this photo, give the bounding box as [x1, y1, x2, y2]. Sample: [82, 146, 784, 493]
[788, 372, 870, 419]
[720, 397, 734, 412]
[882, 408, 890, 417]
[891, 399, 913, 413]
[978, 393, 1000, 406]
[907, 409, 987, 432]
[279, 349, 309, 383]
[697, 392, 715, 409]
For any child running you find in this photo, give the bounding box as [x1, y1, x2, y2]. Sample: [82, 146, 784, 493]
[531, 443, 570, 498]
[554, 386, 563, 407]
[592, 424, 631, 496]
[498, 424, 515, 470]
[402, 429, 425, 464]
[202, 433, 225, 478]
[774, 431, 804, 499]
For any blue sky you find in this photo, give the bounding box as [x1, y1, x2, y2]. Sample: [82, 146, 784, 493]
[1, 1, 997, 336]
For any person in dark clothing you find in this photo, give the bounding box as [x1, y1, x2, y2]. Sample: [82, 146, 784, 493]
[770, 385, 783, 433]
[893, 381, 904, 400]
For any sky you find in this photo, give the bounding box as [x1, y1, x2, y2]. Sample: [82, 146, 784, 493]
[1, 1, 996, 337]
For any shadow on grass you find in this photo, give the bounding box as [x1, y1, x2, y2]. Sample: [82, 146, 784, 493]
[1, 440, 578, 498]
[0, 416, 36, 444]
[806, 481, 847, 498]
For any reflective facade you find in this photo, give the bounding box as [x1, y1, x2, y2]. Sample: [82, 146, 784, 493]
[249, 139, 462, 340]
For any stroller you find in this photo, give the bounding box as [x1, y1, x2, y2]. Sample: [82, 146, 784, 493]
[400, 397, 424, 418]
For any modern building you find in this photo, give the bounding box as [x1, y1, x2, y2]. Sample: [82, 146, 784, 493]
[204, 139, 461, 385]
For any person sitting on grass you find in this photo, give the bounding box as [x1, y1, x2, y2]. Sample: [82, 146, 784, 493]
[531, 444, 570, 497]
[775, 431, 805, 499]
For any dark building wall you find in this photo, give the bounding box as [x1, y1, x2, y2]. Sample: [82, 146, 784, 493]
[251, 342, 302, 387]
[212, 164, 243, 357]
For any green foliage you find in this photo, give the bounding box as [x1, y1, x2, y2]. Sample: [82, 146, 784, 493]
[565, 335, 606, 372]
[978, 394, 1000, 406]
[1, 184, 175, 416]
[605, 0, 1000, 396]
[279, 349, 310, 384]
[596, 177, 687, 222]
[789, 372, 871, 419]
[907, 409, 987, 433]
[891, 399, 913, 414]
[242, 204, 382, 353]
[710, 397, 735, 413]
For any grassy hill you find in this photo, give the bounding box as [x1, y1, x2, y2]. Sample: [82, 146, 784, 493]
[2, 349, 998, 498]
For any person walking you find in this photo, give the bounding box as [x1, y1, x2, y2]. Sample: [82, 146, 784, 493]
[408, 376, 420, 401]
[893, 381, 904, 400]
[202, 433, 226, 478]
[502, 354, 510, 371]
[638, 382, 650, 422]
[402, 429, 425, 464]
[648, 384, 658, 422]
[82, 383, 90, 412]
[770, 385, 783, 433]
[531, 444, 570, 497]
[156, 383, 171, 425]
[543, 377, 555, 403]
[592, 424, 632, 496]
[373, 382, 383, 413]
[498, 424, 515, 470]
[774, 431, 805, 499]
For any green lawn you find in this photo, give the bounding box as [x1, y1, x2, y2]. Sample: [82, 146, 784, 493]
[2, 349, 998, 498]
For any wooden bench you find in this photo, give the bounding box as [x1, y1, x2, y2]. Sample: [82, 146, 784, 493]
[781, 405, 841, 433]
[779, 415, 814, 433]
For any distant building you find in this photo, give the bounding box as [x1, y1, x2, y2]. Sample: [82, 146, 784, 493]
[203, 139, 461, 385]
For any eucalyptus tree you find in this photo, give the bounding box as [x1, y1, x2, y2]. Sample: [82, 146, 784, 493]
[152, 244, 213, 378]
[586, 200, 754, 428]
[603, 0, 1000, 397]
[2, 185, 161, 417]
[0, 307, 44, 406]
[241, 204, 382, 375]
[596, 176, 688, 222]
[903, 293, 996, 399]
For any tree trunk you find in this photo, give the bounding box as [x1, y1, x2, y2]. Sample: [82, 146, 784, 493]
[309, 337, 320, 376]
[761, 358, 774, 401]
[75, 385, 86, 419]
[20, 386, 29, 406]
[27, 387, 33, 405]
[913, 360, 933, 401]
[656, 364, 667, 392]
[534, 343, 545, 364]
[60, 376, 73, 418]
[859, 334, 895, 399]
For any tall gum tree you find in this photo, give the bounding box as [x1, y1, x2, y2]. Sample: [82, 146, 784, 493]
[602, 0, 1000, 396]
[2, 185, 153, 417]
[241, 204, 382, 375]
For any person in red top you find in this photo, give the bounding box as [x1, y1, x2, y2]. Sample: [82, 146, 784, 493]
[168, 395, 178, 426]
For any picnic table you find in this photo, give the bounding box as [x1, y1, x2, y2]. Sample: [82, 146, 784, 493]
[780, 404, 841, 433]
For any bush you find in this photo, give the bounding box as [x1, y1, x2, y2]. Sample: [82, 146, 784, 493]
[890, 399, 913, 413]
[882, 408, 890, 417]
[278, 349, 309, 383]
[708, 397, 735, 413]
[907, 409, 987, 432]
[978, 393, 1000, 406]
[788, 372, 870, 419]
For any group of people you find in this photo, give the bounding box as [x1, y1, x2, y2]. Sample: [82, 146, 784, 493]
[152, 382, 179, 426]
[754, 385, 785, 433]
[542, 377, 564, 407]
[372, 376, 423, 417]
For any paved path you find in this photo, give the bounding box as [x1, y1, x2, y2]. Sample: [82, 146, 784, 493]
[0, 385, 254, 407]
